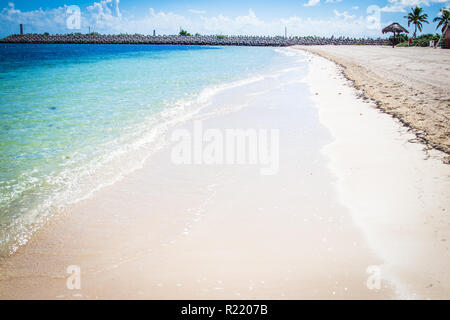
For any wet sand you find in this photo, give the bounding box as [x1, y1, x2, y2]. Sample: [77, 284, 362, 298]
[294, 45, 450, 163]
[0, 53, 393, 299]
[301, 50, 450, 299]
[1, 49, 449, 299]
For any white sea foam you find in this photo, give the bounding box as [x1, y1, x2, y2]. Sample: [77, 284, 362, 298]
[0, 58, 292, 257]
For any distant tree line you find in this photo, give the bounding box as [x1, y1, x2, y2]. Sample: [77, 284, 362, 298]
[400, 6, 449, 47]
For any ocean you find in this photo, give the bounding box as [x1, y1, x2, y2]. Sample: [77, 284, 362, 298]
[0, 44, 305, 256]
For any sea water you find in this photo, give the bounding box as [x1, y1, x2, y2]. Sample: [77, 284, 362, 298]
[0, 44, 305, 256]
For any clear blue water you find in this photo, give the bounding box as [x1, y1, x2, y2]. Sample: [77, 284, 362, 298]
[0, 44, 288, 256]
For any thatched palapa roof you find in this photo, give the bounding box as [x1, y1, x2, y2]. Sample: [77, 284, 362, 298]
[382, 23, 409, 34]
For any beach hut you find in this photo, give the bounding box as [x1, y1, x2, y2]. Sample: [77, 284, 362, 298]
[382, 22, 409, 47]
[445, 27, 450, 48]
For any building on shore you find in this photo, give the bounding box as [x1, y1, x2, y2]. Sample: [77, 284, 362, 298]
[445, 27, 450, 48]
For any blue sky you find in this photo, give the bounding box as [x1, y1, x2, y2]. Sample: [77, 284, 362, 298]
[0, 0, 449, 37]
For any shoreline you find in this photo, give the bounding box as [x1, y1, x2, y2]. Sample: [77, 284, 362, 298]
[0, 50, 394, 299]
[298, 48, 450, 299]
[0, 34, 388, 46]
[293, 45, 450, 164]
[0, 47, 449, 299]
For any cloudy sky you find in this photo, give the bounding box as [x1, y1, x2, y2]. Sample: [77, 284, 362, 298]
[0, 0, 449, 37]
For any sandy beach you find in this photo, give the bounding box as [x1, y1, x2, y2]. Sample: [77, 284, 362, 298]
[300, 49, 450, 299]
[0, 47, 449, 300]
[295, 45, 450, 162]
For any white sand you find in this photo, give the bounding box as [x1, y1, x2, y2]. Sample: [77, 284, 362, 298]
[0, 52, 392, 299]
[302, 50, 450, 299]
[295, 45, 450, 161]
[0, 48, 449, 300]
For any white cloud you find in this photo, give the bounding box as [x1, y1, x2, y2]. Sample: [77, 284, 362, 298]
[87, 0, 122, 31]
[333, 9, 356, 20]
[0, 1, 390, 38]
[188, 9, 206, 15]
[304, 0, 343, 7]
[0, 2, 68, 34]
[381, 0, 450, 13]
[304, 0, 320, 7]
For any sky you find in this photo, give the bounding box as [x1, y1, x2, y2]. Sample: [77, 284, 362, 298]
[0, 0, 449, 37]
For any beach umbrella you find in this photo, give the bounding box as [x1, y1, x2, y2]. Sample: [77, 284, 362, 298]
[382, 23, 409, 47]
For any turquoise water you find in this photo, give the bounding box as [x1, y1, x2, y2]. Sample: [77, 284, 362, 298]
[0, 44, 289, 256]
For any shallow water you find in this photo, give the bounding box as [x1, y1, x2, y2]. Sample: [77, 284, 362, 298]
[0, 44, 302, 256]
[0, 48, 393, 300]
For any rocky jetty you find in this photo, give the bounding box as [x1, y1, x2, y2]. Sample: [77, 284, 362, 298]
[0, 33, 389, 46]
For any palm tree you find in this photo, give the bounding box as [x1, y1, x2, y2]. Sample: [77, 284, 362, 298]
[404, 6, 429, 38]
[434, 8, 449, 32]
[434, 8, 449, 46]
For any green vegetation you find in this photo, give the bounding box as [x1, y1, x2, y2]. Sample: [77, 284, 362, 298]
[179, 29, 191, 36]
[396, 33, 440, 47]
[404, 6, 429, 38]
[433, 8, 449, 46]
[396, 6, 448, 46]
[389, 33, 408, 45]
[414, 33, 440, 46]
[216, 35, 227, 39]
[433, 8, 449, 32]
[395, 42, 410, 47]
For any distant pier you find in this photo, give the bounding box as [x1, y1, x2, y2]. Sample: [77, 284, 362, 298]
[0, 34, 389, 46]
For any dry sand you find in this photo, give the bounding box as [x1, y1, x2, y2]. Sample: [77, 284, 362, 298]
[294, 45, 450, 163]
[300, 49, 450, 299]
